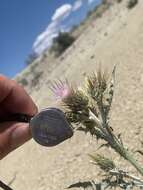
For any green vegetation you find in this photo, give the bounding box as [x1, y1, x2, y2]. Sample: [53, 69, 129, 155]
[86, 0, 112, 20]
[50, 32, 75, 57]
[127, 0, 138, 9]
[31, 71, 43, 87]
[17, 78, 28, 86]
[117, 0, 122, 3]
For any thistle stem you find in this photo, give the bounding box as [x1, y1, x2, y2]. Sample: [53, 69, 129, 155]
[111, 138, 143, 176]
[106, 133, 143, 177]
[89, 110, 143, 176]
[124, 150, 143, 176]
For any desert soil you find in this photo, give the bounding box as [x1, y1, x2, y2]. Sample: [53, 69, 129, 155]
[1, 1, 143, 189]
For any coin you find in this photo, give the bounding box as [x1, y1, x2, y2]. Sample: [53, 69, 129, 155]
[30, 108, 73, 146]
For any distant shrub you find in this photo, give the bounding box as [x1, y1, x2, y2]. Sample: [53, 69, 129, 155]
[18, 78, 28, 86]
[117, 0, 122, 3]
[127, 0, 138, 9]
[50, 32, 75, 57]
[102, 0, 108, 4]
[31, 71, 43, 87]
[80, 21, 85, 25]
[91, 1, 112, 19]
[70, 25, 78, 33]
[26, 52, 38, 65]
[101, 0, 112, 5]
[87, 10, 93, 18]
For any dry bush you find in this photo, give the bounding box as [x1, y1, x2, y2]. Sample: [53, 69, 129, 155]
[127, 0, 138, 9]
[50, 32, 75, 57]
[17, 78, 28, 87]
[116, 0, 122, 3]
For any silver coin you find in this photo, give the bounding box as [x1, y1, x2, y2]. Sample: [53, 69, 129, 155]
[30, 108, 73, 146]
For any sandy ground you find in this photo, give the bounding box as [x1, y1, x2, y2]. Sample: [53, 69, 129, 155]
[1, 1, 143, 189]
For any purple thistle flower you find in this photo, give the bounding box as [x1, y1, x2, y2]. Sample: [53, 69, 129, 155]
[50, 80, 72, 100]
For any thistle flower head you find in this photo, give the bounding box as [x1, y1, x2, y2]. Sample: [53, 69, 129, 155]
[63, 89, 89, 112]
[50, 80, 89, 123]
[63, 89, 89, 123]
[85, 69, 109, 102]
[83, 67, 116, 122]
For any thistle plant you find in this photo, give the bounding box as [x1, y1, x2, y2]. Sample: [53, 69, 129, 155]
[52, 67, 143, 189]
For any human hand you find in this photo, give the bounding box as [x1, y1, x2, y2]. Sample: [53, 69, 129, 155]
[0, 75, 38, 159]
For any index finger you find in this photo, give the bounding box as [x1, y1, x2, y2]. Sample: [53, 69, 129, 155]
[0, 75, 38, 116]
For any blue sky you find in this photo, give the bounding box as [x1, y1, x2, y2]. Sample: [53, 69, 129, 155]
[0, 0, 101, 78]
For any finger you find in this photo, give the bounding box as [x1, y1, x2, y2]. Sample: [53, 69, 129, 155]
[0, 122, 31, 159]
[0, 75, 38, 116]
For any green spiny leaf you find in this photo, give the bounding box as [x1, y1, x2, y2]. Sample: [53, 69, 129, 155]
[89, 154, 116, 172]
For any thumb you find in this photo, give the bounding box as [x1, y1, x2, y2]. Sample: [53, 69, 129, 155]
[0, 122, 31, 159]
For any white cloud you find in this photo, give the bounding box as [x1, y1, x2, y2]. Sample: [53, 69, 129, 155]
[33, 4, 73, 55]
[33, 21, 59, 54]
[52, 4, 72, 21]
[33, 21, 71, 55]
[88, 0, 96, 4]
[33, 1, 86, 55]
[72, 0, 83, 11]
